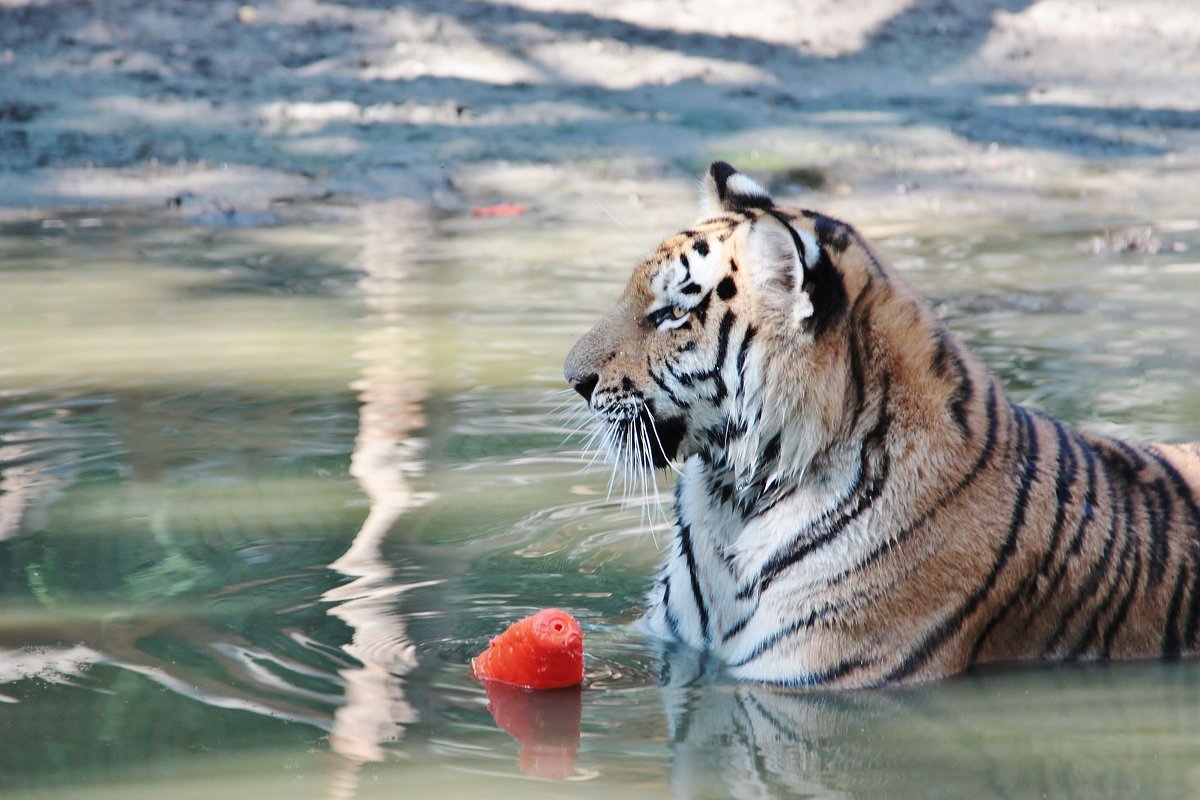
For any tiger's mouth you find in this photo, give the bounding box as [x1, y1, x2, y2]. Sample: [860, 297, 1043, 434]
[593, 399, 687, 471]
[639, 406, 686, 468]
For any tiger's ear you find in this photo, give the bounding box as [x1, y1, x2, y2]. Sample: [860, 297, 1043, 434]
[743, 213, 820, 329]
[701, 161, 774, 215]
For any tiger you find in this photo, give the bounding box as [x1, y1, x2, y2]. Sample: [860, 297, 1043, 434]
[563, 161, 1200, 688]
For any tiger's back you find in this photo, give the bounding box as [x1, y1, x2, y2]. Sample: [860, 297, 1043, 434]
[565, 162, 1200, 687]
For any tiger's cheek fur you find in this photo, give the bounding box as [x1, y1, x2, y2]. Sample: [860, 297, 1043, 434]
[659, 281, 752, 449]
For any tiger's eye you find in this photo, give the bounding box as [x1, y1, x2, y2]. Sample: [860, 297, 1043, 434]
[671, 305, 688, 320]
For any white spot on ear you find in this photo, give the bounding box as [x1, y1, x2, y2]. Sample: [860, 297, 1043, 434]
[726, 173, 769, 202]
[795, 229, 819, 270]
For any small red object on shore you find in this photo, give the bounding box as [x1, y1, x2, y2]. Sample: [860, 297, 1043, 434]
[471, 202, 528, 218]
[471, 608, 584, 690]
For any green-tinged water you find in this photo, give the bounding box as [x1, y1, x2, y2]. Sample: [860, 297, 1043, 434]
[1, 189, 1199, 799]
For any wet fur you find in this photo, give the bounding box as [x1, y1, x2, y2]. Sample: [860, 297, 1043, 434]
[564, 162, 1200, 687]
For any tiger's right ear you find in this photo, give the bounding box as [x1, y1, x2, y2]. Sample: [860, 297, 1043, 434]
[701, 162, 774, 215]
[743, 213, 820, 331]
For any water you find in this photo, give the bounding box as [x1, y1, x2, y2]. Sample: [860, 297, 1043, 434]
[1, 188, 1199, 799]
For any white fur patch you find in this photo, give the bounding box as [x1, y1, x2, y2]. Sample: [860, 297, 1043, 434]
[794, 229, 819, 270]
[686, 248, 722, 288]
[725, 172, 769, 201]
[790, 292, 815, 329]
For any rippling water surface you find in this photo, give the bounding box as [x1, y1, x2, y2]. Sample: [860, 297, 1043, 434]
[1, 190, 1199, 799]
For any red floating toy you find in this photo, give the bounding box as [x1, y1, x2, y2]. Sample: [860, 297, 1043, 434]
[471, 608, 584, 690]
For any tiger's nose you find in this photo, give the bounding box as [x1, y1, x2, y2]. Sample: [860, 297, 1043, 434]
[569, 374, 599, 401]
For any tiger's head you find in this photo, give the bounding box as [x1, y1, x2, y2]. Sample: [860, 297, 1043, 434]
[565, 162, 925, 493]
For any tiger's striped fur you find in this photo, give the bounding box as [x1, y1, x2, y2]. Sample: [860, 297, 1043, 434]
[564, 161, 1200, 688]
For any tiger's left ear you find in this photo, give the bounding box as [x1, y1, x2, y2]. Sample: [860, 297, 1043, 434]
[701, 161, 774, 215]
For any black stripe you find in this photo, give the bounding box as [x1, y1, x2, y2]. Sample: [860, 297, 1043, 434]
[1085, 483, 1141, 657]
[660, 576, 683, 640]
[807, 212, 852, 254]
[691, 291, 712, 324]
[929, 328, 954, 377]
[1101, 548, 1142, 658]
[753, 402, 892, 593]
[735, 325, 756, 380]
[669, 310, 739, 405]
[711, 310, 735, 402]
[734, 325, 757, 401]
[1065, 542, 1133, 659]
[1067, 437, 1100, 555]
[677, 524, 710, 643]
[1163, 567, 1188, 657]
[973, 415, 1077, 663]
[769, 656, 868, 689]
[648, 359, 689, 409]
[966, 607, 1008, 667]
[1138, 447, 1200, 645]
[1186, 546, 1200, 647]
[736, 433, 796, 521]
[1044, 438, 1124, 651]
[1114, 439, 1147, 473]
[886, 402, 1038, 683]
[847, 229, 890, 282]
[1024, 428, 1099, 626]
[733, 393, 893, 672]
[1066, 484, 1137, 659]
[931, 328, 974, 439]
[802, 210, 888, 282]
[729, 594, 852, 665]
[802, 246, 848, 339]
[831, 380, 1001, 587]
[671, 366, 719, 391]
[1036, 418, 1079, 578]
[720, 613, 752, 643]
[665, 362, 695, 387]
[729, 610, 818, 667]
[1144, 477, 1173, 587]
[771, 210, 848, 338]
[844, 305, 870, 430]
[1144, 446, 1200, 532]
[743, 372, 891, 587]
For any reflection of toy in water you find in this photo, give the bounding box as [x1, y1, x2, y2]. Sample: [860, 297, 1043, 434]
[483, 681, 582, 780]
[471, 608, 584, 690]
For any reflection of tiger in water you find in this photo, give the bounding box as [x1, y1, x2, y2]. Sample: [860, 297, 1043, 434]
[564, 162, 1200, 687]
